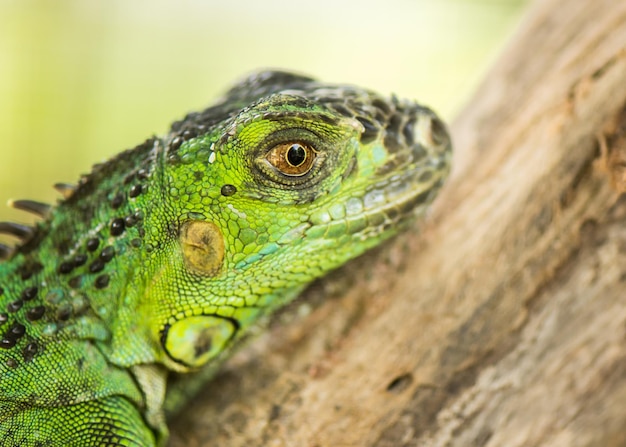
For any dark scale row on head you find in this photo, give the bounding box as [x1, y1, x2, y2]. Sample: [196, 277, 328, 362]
[54, 184, 146, 295]
[312, 86, 436, 155]
[0, 216, 132, 355]
[0, 283, 54, 363]
[0, 322, 25, 349]
[56, 182, 147, 295]
[0, 281, 43, 355]
[58, 253, 90, 275]
[0, 136, 157, 366]
[166, 129, 202, 156]
[164, 72, 322, 153]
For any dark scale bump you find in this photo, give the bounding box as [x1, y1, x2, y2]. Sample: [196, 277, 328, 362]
[69, 276, 83, 289]
[6, 357, 17, 368]
[89, 259, 105, 274]
[73, 254, 88, 267]
[386, 113, 404, 138]
[383, 132, 403, 154]
[317, 113, 339, 126]
[412, 145, 427, 162]
[123, 173, 135, 185]
[329, 103, 354, 118]
[402, 117, 416, 147]
[86, 238, 100, 252]
[110, 218, 125, 236]
[418, 170, 433, 183]
[100, 246, 115, 263]
[58, 261, 74, 275]
[221, 184, 237, 197]
[131, 238, 142, 248]
[182, 129, 197, 141]
[95, 274, 110, 289]
[386, 206, 400, 221]
[129, 184, 142, 198]
[56, 306, 72, 321]
[0, 313, 7, 325]
[111, 193, 124, 209]
[0, 338, 16, 349]
[8, 323, 25, 339]
[124, 215, 137, 228]
[356, 117, 380, 145]
[133, 210, 144, 221]
[26, 305, 46, 321]
[137, 168, 149, 180]
[7, 300, 23, 313]
[430, 117, 448, 146]
[372, 98, 392, 115]
[21, 287, 38, 301]
[23, 342, 38, 362]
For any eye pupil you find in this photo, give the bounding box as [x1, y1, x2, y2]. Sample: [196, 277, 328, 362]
[286, 144, 306, 167]
[264, 141, 317, 177]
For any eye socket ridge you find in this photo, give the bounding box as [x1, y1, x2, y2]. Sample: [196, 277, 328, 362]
[252, 128, 330, 188]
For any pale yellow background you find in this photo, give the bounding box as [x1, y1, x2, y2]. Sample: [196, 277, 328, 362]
[0, 0, 526, 233]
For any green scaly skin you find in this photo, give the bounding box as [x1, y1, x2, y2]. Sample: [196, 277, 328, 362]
[0, 71, 451, 446]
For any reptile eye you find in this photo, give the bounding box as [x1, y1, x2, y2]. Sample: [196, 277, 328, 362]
[265, 142, 317, 176]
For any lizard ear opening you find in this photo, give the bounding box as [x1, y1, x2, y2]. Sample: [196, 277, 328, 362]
[161, 315, 238, 368]
[179, 220, 225, 277]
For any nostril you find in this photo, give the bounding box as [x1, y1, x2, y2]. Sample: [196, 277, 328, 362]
[386, 372, 414, 394]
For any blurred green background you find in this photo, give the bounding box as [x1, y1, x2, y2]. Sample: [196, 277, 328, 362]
[0, 0, 527, 235]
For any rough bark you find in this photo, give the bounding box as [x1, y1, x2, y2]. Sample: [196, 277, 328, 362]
[170, 0, 626, 445]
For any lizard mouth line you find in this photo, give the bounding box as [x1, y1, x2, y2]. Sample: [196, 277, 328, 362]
[306, 167, 448, 241]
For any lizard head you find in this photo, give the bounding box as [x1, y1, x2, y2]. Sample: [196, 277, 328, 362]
[143, 71, 452, 370]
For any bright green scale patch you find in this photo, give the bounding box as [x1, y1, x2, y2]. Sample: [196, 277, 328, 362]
[0, 71, 451, 446]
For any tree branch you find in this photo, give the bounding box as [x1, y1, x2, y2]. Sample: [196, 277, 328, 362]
[170, 0, 626, 445]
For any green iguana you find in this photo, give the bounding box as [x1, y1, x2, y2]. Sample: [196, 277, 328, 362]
[0, 70, 451, 446]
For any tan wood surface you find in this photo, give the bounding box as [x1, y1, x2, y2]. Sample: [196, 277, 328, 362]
[170, 0, 626, 445]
